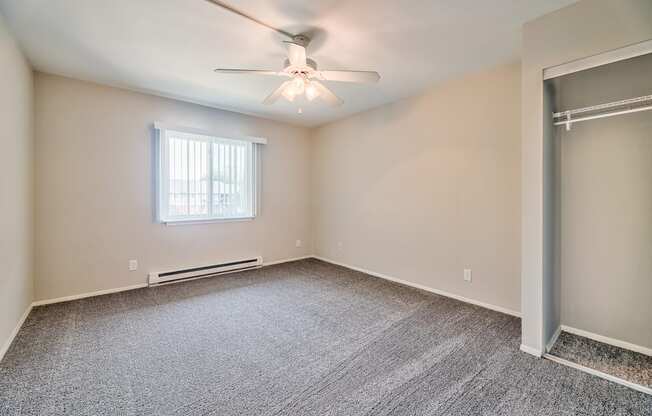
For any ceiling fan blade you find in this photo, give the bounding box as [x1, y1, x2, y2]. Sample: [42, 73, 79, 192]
[311, 81, 343, 107]
[263, 81, 292, 105]
[203, 0, 294, 39]
[214, 69, 283, 76]
[318, 70, 380, 83]
[284, 41, 307, 67]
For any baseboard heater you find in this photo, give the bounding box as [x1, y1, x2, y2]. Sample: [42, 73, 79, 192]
[148, 256, 263, 286]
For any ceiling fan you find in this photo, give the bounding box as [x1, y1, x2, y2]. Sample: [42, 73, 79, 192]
[207, 1, 380, 108]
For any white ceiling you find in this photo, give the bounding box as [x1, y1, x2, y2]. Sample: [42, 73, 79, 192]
[0, 0, 576, 127]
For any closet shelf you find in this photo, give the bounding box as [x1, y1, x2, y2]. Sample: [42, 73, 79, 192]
[553, 94, 652, 130]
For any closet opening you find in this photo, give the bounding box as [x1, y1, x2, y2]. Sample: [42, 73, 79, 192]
[541, 48, 652, 394]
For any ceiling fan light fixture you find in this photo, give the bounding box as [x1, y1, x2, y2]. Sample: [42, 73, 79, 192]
[281, 76, 308, 102]
[305, 82, 320, 101]
[282, 87, 297, 102]
[291, 76, 305, 94]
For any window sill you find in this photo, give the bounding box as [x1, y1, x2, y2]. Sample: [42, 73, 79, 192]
[161, 217, 255, 226]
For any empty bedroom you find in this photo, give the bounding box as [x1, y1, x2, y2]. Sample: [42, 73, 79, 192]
[0, 0, 650, 414]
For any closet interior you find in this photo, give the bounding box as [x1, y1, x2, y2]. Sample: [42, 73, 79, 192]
[543, 51, 652, 392]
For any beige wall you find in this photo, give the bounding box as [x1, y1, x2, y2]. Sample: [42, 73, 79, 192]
[0, 14, 34, 354]
[34, 73, 312, 301]
[554, 54, 652, 349]
[521, 0, 652, 353]
[311, 63, 522, 314]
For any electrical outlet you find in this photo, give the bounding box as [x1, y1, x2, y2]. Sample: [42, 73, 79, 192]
[337, 242, 343, 250]
[463, 269, 472, 282]
[295, 239, 302, 248]
[129, 260, 138, 271]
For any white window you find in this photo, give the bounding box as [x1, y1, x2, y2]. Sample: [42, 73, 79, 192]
[155, 124, 265, 223]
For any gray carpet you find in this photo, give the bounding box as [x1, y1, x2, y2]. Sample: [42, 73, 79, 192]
[1, 259, 650, 415]
[549, 331, 652, 388]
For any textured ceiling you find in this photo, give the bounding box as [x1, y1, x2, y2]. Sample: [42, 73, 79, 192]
[0, 0, 576, 126]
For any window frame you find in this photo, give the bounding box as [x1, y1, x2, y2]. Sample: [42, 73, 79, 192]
[154, 123, 266, 225]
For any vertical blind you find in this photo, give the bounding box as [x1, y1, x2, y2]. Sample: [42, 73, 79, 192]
[157, 127, 259, 222]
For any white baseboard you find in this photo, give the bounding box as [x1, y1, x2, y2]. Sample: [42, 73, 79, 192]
[32, 283, 149, 307]
[263, 255, 314, 267]
[30, 255, 521, 320]
[312, 256, 521, 318]
[0, 303, 33, 363]
[32, 255, 317, 307]
[546, 326, 562, 353]
[560, 325, 652, 357]
[543, 353, 652, 396]
[520, 343, 543, 358]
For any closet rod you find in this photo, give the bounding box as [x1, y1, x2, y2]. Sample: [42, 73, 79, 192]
[553, 94, 652, 130]
[554, 105, 652, 128]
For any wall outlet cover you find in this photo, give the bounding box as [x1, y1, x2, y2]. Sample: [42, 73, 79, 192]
[464, 269, 472, 282]
[129, 260, 138, 271]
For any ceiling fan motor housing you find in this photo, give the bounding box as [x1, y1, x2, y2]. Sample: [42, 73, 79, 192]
[291, 34, 310, 47]
[283, 58, 317, 74]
